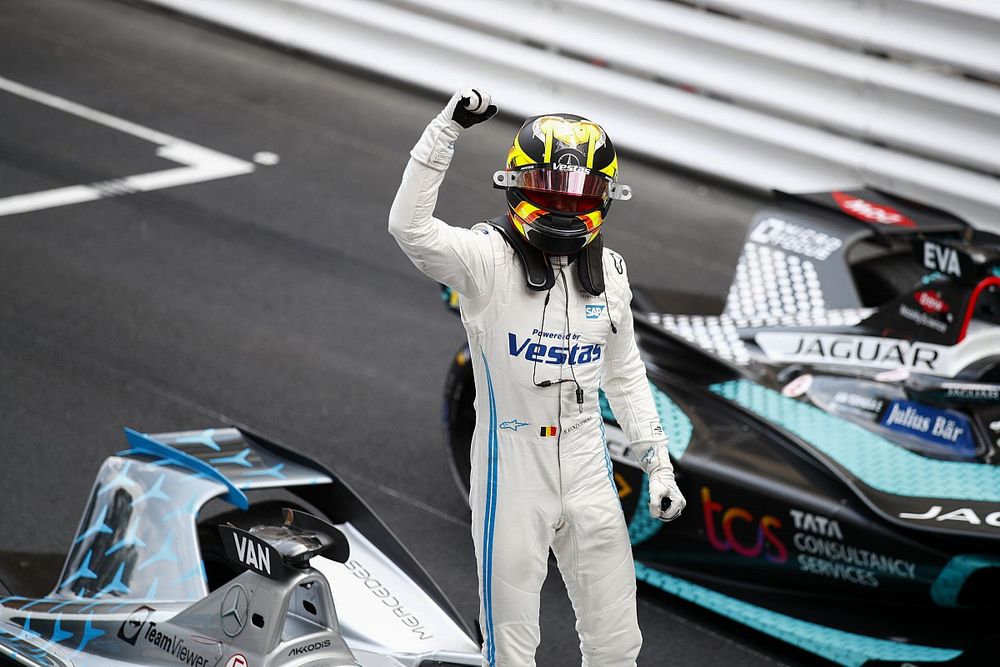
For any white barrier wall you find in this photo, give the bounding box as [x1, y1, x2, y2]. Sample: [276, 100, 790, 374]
[142, 0, 1000, 230]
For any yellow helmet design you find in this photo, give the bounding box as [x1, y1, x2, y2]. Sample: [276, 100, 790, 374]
[493, 114, 632, 255]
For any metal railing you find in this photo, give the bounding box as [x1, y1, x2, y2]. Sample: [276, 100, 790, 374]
[143, 0, 1000, 230]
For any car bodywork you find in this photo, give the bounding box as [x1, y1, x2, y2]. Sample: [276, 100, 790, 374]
[0, 427, 481, 666]
[441, 190, 1000, 666]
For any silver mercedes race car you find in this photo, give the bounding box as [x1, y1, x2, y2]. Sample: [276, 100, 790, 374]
[0, 427, 481, 666]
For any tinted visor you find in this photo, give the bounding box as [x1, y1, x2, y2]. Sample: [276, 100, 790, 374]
[516, 168, 609, 214]
[522, 189, 604, 213]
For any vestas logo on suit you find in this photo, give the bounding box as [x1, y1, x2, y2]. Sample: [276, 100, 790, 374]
[508, 333, 602, 365]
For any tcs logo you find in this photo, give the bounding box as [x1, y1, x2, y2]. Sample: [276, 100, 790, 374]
[701, 487, 787, 564]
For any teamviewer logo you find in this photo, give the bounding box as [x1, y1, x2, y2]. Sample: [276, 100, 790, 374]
[117, 605, 154, 645]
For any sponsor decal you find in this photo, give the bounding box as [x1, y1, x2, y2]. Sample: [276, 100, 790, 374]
[755, 332, 941, 372]
[585, 304, 605, 319]
[650, 422, 664, 439]
[875, 366, 910, 382]
[499, 419, 529, 432]
[640, 447, 656, 466]
[220, 585, 248, 638]
[790, 509, 842, 539]
[914, 290, 949, 314]
[226, 656, 248, 667]
[552, 159, 585, 171]
[831, 192, 915, 227]
[540, 426, 558, 437]
[563, 414, 594, 434]
[118, 605, 154, 646]
[899, 505, 1000, 527]
[790, 509, 916, 587]
[220, 527, 278, 579]
[781, 373, 813, 398]
[701, 487, 788, 564]
[879, 401, 974, 454]
[897, 303, 948, 334]
[748, 217, 843, 261]
[344, 560, 433, 640]
[940, 382, 1000, 402]
[922, 241, 961, 277]
[508, 332, 602, 366]
[830, 391, 884, 419]
[142, 623, 214, 667]
[288, 640, 331, 656]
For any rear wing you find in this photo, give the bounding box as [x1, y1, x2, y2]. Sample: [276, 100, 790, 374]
[773, 189, 971, 236]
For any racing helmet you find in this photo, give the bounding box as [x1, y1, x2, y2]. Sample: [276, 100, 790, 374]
[493, 114, 632, 255]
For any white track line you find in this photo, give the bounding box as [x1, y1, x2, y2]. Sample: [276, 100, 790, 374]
[0, 75, 256, 217]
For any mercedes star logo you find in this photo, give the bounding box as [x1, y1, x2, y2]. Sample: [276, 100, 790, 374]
[220, 584, 249, 637]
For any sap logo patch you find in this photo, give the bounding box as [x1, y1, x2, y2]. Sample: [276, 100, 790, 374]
[922, 241, 961, 277]
[585, 304, 605, 319]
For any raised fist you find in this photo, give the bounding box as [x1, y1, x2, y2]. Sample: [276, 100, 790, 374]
[445, 87, 498, 129]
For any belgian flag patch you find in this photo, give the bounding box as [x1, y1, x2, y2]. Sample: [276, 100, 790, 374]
[540, 426, 558, 437]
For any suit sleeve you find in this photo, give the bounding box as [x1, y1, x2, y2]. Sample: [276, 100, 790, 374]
[388, 110, 495, 299]
[601, 265, 670, 456]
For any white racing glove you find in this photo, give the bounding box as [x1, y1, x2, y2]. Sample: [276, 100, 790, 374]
[444, 86, 498, 128]
[634, 441, 686, 522]
[410, 88, 498, 172]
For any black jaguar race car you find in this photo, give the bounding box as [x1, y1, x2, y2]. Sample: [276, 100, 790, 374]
[441, 190, 1000, 666]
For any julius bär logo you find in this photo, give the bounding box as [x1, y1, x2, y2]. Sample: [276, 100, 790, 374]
[701, 487, 787, 563]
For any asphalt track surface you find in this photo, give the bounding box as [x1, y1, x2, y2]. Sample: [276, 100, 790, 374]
[0, 1, 818, 665]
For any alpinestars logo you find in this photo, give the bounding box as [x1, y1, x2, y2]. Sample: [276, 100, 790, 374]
[832, 192, 915, 227]
[500, 419, 529, 431]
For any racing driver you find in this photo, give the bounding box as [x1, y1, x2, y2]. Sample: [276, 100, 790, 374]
[388, 88, 686, 666]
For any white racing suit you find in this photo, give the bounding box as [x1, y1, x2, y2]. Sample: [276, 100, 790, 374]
[389, 110, 672, 667]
